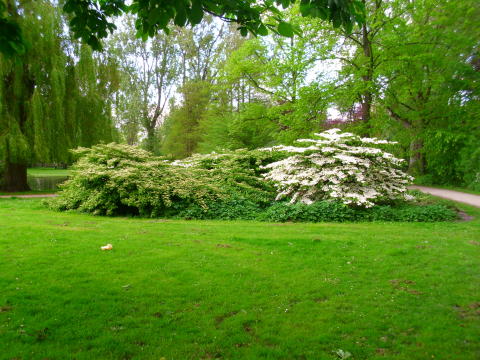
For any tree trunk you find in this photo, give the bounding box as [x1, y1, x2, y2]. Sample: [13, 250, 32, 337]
[408, 137, 424, 175]
[361, 21, 373, 125]
[145, 126, 156, 153]
[2, 162, 30, 192]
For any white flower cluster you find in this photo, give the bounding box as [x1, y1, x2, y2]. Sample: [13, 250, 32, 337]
[261, 129, 414, 207]
[170, 152, 225, 168]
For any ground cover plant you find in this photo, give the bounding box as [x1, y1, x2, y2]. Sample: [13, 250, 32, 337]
[0, 198, 479, 359]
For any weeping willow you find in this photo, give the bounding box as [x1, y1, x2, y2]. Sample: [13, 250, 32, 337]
[0, 0, 117, 191]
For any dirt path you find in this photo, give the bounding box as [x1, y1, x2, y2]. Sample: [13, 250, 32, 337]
[0, 194, 58, 199]
[410, 186, 480, 208]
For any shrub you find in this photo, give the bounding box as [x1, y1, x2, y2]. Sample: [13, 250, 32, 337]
[170, 148, 282, 206]
[49, 144, 226, 216]
[49, 144, 276, 216]
[50, 140, 456, 223]
[261, 129, 414, 207]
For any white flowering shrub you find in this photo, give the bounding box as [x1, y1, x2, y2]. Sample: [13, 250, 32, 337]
[49, 144, 278, 216]
[261, 129, 414, 207]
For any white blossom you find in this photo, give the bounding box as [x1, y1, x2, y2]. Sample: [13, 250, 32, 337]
[262, 129, 414, 207]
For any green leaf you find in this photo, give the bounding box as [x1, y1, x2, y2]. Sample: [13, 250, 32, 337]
[277, 22, 294, 37]
[174, 8, 187, 26]
[257, 24, 268, 36]
[189, 0, 203, 25]
[299, 3, 312, 16]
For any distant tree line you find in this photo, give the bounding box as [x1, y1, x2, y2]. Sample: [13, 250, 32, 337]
[1, 0, 479, 192]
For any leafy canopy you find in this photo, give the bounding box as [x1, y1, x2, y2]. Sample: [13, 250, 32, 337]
[0, 1, 26, 56]
[62, 0, 365, 50]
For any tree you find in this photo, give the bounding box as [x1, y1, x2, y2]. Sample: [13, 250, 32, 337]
[198, 7, 331, 146]
[1, 1, 63, 191]
[0, 1, 117, 191]
[0, 0, 364, 57]
[109, 17, 178, 153]
[379, 0, 480, 176]
[160, 17, 227, 158]
[161, 81, 211, 158]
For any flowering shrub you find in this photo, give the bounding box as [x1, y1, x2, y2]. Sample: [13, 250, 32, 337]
[48, 141, 457, 222]
[49, 144, 226, 216]
[49, 144, 277, 216]
[261, 129, 414, 207]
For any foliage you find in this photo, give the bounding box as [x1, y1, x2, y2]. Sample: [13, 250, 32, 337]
[0, 1, 118, 191]
[161, 81, 211, 158]
[50, 140, 459, 223]
[108, 16, 179, 153]
[262, 129, 413, 207]
[170, 198, 457, 223]
[59, 0, 364, 51]
[258, 201, 457, 223]
[197, 102, 278, 153]
[172, 149, 283, 201]
[460, 144, 480, 191]
[49, 143, 223, 216]
[0, 160, 3, 187]
[49, 143, 278, 216]
[0, 1, 26, 57]
[174, 198, 263, 220]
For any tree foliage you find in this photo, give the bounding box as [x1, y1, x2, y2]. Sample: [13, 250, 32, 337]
[0, 1, 117, 191]
[60, 0, 364, 51]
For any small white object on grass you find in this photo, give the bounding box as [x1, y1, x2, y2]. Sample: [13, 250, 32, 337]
[101, 244, 113, 251]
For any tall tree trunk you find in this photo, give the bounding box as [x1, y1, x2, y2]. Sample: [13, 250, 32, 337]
[1, 61, 34, 192]
[2, 162, 30, 192]
[361, 21, 373, 125]
[145, 126, 156, 153]
[408, 137, 424, 175]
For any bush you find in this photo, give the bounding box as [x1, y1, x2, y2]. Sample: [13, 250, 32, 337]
[261, 129, 414, 207]
[168, 200, 457, 223]
[49, 144, 276, 216]
[50, 142, 456, 223]
[170, 148, 283, 205]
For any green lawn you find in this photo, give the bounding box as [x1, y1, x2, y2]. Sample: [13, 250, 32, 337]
[0, 190, 59, 196]
[27, 168, 71, 177]
[0, 199, 479, 360]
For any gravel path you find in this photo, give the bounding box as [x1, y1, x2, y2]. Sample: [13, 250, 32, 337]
[410, 186, 480, 208]
[0, 194, 58, 199]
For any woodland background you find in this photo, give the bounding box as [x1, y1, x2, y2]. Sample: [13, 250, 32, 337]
[1, 0, 479, 191]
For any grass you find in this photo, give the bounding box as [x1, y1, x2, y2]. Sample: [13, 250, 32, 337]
[0, 199, 479, 360]
[0, 190, 57, 196]
[27, 168, 71, 177]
